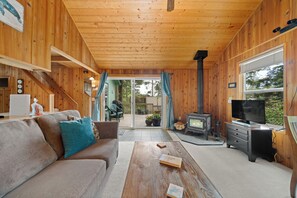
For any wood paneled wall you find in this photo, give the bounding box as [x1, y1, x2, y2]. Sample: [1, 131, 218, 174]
[0, 64, 53, 111]
[0, 0, 52, 70]
[208, 0, 297, 168]
[106, 69, 210, 123]
[50, 65, 92, 117]
[52, 0, 97, 69]
[0, 0, 97, 116]
[0, 0, 97, 71]
[0, 64, 92, 117]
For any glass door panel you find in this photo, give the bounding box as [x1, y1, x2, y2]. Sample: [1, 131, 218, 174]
[104, 79, 132, 128]
[135, 79, 162, 128]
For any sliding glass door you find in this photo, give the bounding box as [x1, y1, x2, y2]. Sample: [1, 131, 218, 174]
[104, 77, 163, 128]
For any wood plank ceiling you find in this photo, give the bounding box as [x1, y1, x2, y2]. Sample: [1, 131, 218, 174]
[63, 0, 262, 70]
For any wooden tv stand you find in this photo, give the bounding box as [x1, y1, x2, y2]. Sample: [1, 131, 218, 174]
[226, 122, 275, 162]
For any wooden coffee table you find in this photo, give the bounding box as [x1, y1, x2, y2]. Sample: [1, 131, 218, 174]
[122, 141, 222, 198]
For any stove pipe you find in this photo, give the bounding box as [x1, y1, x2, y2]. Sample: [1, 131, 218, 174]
[193, 50, 208, 114]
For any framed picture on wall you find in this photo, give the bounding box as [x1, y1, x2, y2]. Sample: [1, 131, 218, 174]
[0, 0, 24, 32]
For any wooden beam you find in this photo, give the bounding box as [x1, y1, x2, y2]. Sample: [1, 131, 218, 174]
[51, 56, 70, 62]
[65, 1, 260, 10]
[51, 47, 99, 75]
[0, 56, 51, 72]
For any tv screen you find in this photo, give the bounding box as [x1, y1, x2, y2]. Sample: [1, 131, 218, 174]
[0, 78, 9, 88]
[232, 100, 266, 124]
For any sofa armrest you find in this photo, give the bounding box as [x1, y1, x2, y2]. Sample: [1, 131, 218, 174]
[93, 121, 119, 139]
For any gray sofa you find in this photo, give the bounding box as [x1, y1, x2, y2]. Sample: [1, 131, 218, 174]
[0, 110, 119, 198]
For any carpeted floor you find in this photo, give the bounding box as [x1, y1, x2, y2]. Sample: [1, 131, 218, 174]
[101, 142, 134, 198]
[102, 131, 292, 198]
[173, 130, 224, 145]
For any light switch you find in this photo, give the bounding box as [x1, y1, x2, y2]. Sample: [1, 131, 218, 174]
[228, 97, 232, 104]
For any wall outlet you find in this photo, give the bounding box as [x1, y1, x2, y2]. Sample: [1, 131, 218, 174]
[178, 116, 181, 120]
[228, 97, 232, 104]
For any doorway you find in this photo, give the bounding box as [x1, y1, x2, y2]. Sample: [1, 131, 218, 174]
[104, 77, 163, 129]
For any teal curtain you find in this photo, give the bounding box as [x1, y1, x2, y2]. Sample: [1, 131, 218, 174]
[161, 72, 174, 129]
[92, 72, 108, 121]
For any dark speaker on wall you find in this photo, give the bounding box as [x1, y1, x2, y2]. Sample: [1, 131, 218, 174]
[0, 77, 9, 88]
[17, 79, 24, 94]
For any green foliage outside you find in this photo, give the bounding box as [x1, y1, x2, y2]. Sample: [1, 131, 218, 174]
[245, 64, 284, 126]
[115, 80, 162, 114]
[145, 115, 153, 121]
[120, 80, 132, 114]
[152, 113, 161, 120]
[246, 92, 284, 125]
[245, 65, 283, 90]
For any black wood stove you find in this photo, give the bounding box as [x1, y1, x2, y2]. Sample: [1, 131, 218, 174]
[185, 50, 212, 140]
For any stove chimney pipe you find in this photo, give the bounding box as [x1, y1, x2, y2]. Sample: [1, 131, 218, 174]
[193, 50, 208, 114]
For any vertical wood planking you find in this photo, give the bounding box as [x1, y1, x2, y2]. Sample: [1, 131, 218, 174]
[50, 65, 92, 117]
[0, 0, 97, 71]
[52, 0, 97, 71]
[0, 64, 52, 112]
[208, 0, 297, 167]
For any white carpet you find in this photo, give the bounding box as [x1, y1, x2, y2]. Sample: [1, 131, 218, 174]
[101, 142, 134, 198]
[102, 133, 292, 198]
[170, 131, 292, 198]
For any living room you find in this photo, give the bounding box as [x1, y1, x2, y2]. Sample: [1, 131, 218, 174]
[0, 0, 296, 197]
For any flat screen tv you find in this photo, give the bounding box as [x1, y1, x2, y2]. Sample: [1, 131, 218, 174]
[232, 100, 266, 124]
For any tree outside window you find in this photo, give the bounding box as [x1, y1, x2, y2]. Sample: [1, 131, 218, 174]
[244, 64, 284, 126]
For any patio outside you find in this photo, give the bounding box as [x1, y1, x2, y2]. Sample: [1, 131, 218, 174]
[113, 114, 162, 128]
[105, 79, 162, 128]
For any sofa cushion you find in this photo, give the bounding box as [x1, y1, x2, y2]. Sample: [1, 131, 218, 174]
[60, 117, 96, 158]
[67, 139, 118, 169]
[4, 160, 106, 198]
[36, 110, 81, 158]
[0, 119, 57, 197]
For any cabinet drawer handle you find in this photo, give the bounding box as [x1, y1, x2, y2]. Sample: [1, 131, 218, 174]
[235, 133, 239, 135]
[235, 129, 238, 131]
[234, 140, 239, 143]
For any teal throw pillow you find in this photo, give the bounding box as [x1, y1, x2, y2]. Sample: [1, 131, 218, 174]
[59, 117, 96, 158]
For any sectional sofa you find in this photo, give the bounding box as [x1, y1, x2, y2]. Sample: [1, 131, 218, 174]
[0, 110, 119, 198]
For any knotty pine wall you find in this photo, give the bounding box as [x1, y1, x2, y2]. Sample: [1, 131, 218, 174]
[0, 64, 93, 117]
[50, 65, 92, 117]
[105, 69, 210, 123]
[51, 0, 97, 69]
[0, 0, 97, 116]
[0, 1, 52, 70]
[0, 0, 97, 71]
[208, 0, 297, 167]
[0, 64, 53, 112]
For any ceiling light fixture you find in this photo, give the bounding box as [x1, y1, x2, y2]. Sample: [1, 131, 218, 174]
[167, 0, 174, 12]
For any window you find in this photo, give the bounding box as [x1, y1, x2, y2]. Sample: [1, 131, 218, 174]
[241, 48, 284, 126]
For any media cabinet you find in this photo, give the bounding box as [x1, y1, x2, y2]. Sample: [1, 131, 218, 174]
[226, 122, 276, 162]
